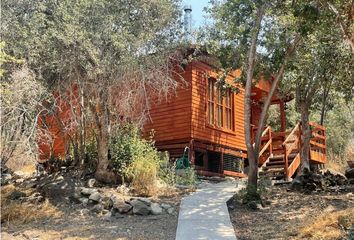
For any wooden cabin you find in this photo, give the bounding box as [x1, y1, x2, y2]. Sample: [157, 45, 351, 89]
[142, 58, 327, 180]
[37, 52, 327, 180]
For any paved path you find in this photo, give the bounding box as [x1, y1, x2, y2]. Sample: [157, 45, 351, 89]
[175, 179, 245, 240]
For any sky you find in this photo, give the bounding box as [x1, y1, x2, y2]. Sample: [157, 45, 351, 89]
[183, 0, 211, 28]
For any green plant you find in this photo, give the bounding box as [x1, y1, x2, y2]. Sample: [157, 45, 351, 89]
[158, 151, 177, 186]
[124, 150, 161, 196]
[175, 167, 197, 187]
[109, 124, 151, 177]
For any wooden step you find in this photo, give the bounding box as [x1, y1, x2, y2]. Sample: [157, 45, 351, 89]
[266, 159, 294, 166]
[260, 168, 284, 178]
[269, 153, 298, 161]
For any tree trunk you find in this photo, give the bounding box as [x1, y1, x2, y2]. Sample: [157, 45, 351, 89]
[299, 102, 311, 174]
[92, 87, 115, 183]
[244, 5, 265, 190]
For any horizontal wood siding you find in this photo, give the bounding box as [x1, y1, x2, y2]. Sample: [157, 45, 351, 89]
[142, 67, 192, 143]
[190, 62, 246, 152]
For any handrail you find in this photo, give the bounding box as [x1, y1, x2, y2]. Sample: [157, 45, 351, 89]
[283, 122, 300, 146]
[252, 126, 271, 148]
[283, 122, 301, 180]
[258, 126, 273, 166]
[309, 121, 325, 130]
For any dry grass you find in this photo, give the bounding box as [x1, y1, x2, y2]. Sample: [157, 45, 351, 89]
[327, 153, 349, 174]
[5, 144, 36, 173]
[297, 207, 354, 240]
[1, 184, 62, 225]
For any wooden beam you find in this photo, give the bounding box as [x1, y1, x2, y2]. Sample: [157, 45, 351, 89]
[310, 140, 326, 150]
[223, 170, 247, 178]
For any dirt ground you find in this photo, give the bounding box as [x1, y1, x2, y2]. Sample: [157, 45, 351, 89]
[229, 184, 354, 240]
[1, 208, 179, 240]
[1, 173, 187, 240]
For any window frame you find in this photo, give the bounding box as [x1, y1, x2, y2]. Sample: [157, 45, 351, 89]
[206, 77, 235, 134]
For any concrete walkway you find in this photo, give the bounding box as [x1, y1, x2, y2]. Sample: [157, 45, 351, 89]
[175, 179, 245, 240]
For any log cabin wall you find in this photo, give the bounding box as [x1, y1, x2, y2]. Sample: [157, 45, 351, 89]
[190, 61, 247, 154]
[142, 65, 193, 158]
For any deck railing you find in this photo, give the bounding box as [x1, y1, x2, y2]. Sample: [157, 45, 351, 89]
[253, 121, 326, 179]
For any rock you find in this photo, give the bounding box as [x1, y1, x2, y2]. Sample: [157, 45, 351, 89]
[112, 196, 132, 213]
[151, 203, 163, 215]
[87, 178, 97, 188]
[9, 190, 26, 200]
[81, 187, 97, 196]
[1, 173, 12, 185]
[130, 199, 151, 215]
[79, 208, 90, 216]
[79, 197, 89, 205]
[345, 168, 354, 179]
[103, 211, 112, 221]
[323, 205, 336, 213]
[102, 196, 113, 210]
[135, 197, 151, 206]
[323, 168, 347, 179]
[289, 176, 303, 191]
[89, 192, 102, 202]
[167, 207, 174, 214]
[56, 175, 64, 181]
[13, 171, 27, 178]
[161, 203, 172, 210]
[15, 178, 24, 184]
[247, 201, 261, 210]
[27, 192, 45, 203]
[116, 184, 130, 195]
[91, 204, 103, 214]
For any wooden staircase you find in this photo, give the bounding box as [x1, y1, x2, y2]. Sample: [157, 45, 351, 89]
[255, 122, 327, 180]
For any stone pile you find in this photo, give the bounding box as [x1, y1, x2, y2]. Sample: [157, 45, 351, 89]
[290, 169, 349, 192]
[72, 186, 175, 217]
[345, 164, 354, 184]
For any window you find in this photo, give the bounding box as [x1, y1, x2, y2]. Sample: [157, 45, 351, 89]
[207, 78, 215, 125]
[216, 86, 223, 127]
[225, 89, 233, 130]
[207, 78, 234, 131]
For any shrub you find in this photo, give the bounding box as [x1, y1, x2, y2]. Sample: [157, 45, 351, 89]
[109, 124, 162, 195]
[109, 124, 149, 177]
[124, 150, 161, 196]
[176, 167, 197, 186]
[158, 151, 179, 185]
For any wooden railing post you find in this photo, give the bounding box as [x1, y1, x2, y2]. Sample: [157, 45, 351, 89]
[283, 144, 288, 180]
[269, 127, 273, 157]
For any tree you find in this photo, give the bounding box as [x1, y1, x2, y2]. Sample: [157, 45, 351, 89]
[203, 0, 318, 191]
[1, 0, 183, 182]
[283, 17, 353, 173]
[320, 0, 354, 52]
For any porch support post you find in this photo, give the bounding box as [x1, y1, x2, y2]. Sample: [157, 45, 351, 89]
[189, 139, 195, 166]
[279, 100, 286, 132]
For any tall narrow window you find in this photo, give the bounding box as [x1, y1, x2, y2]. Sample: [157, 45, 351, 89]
[207, 77, 235, 132]
[216, 86, 223, 127]
[207, 78, 215, 125]
[225, 89, 233, 130]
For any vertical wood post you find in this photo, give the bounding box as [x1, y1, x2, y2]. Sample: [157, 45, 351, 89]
[269, 127, 273, 157]
[279, 101, 286, 133]
[220, 151, 224, 174]
[189, 139, 195, 166]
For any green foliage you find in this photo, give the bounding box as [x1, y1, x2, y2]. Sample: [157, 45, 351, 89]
[158, 152, 178, 185]
[1, 0, 182, 85]
[109, 125, 157, 177]
[201, 0, 321, 84]
[175, 167, 197, 186]
[124, 148, 161, 196]
[320, 98, 354, 156]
